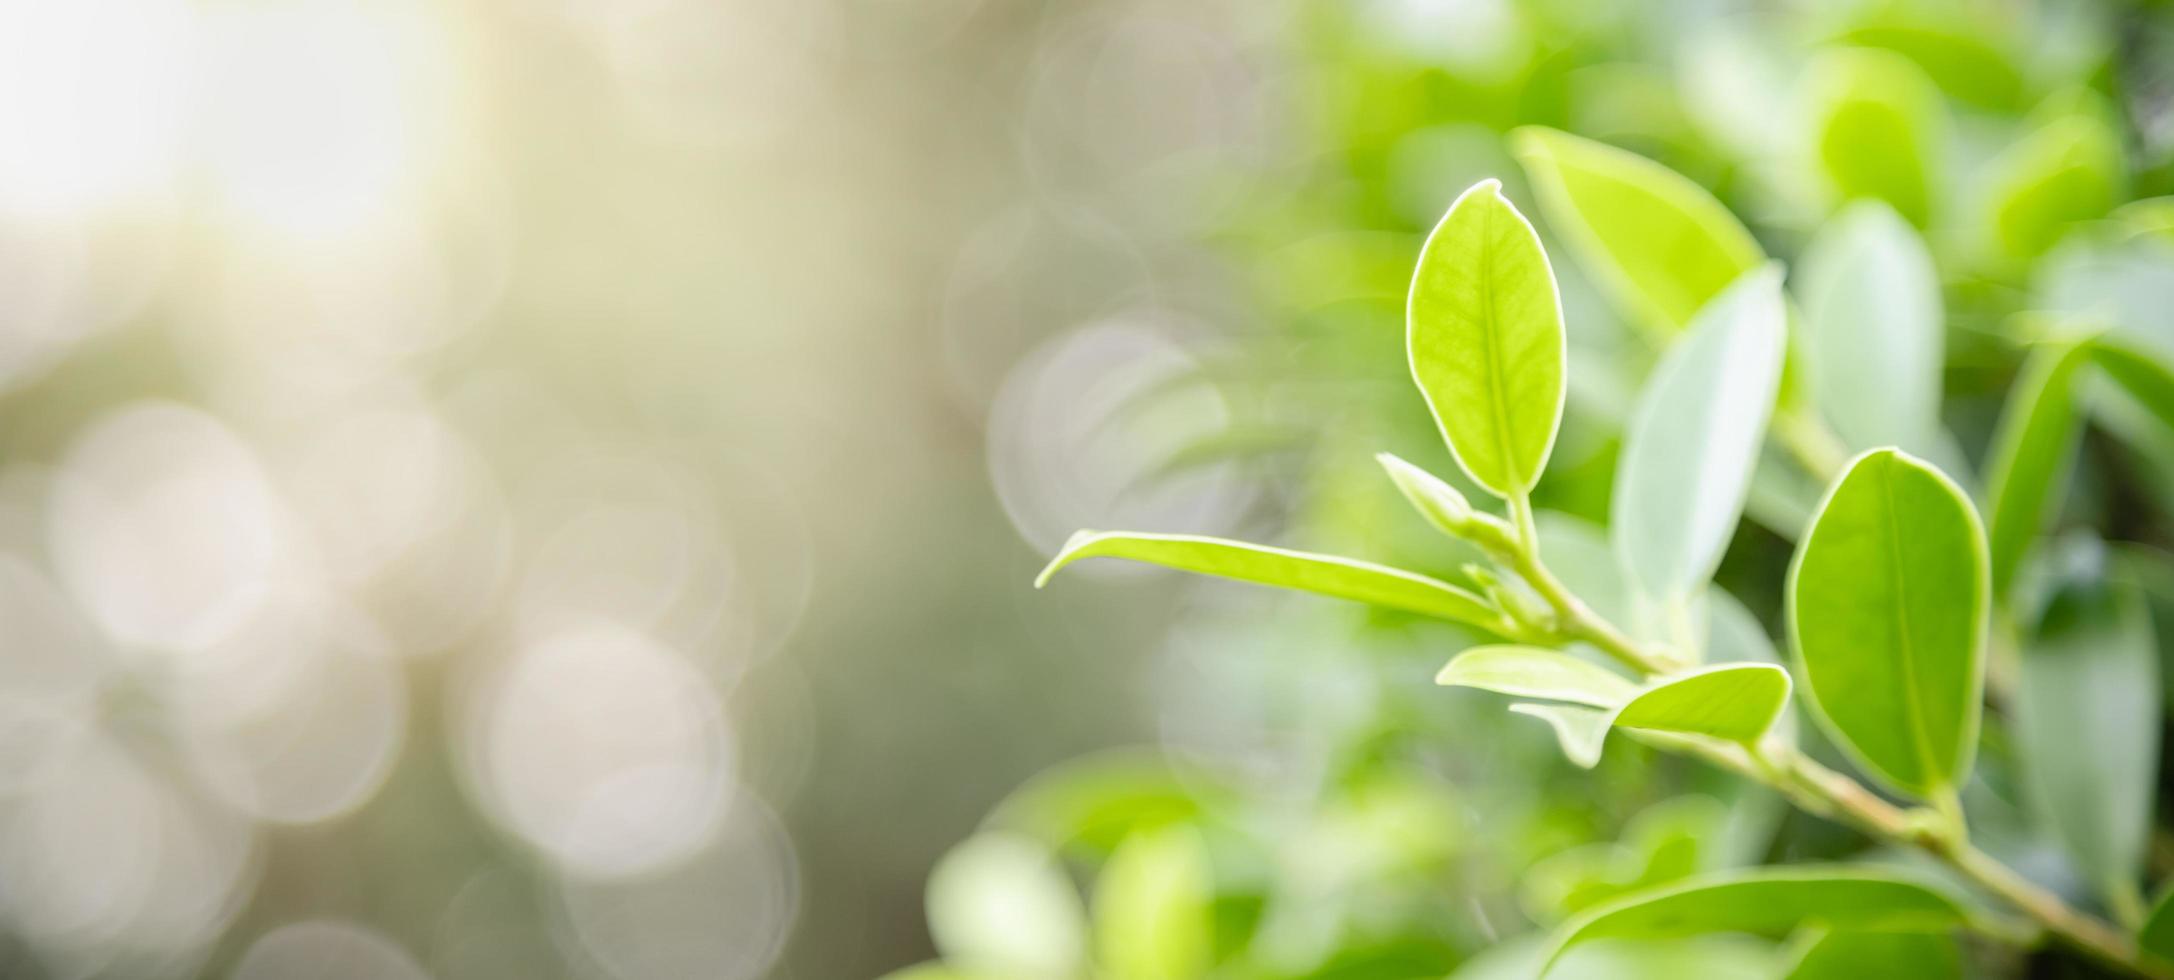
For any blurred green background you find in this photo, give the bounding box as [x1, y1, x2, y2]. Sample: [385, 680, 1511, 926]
[4, 0, 2174, 977]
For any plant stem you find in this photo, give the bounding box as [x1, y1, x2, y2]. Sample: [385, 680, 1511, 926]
[1498, 512, 2169, 979]
[1494, 495, 1679, 675]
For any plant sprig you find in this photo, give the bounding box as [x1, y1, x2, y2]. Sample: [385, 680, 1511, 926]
[1038, 169, 2174, 977]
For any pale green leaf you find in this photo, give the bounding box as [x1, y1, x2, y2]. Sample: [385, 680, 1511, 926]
[1510, 664, 1791, 768]
[1613, 267, 1786, 600]
[1093, 826, 1212, 980]
[1796, 203, 1944, 453]
[1511, 126, 1764, 337]
[1984, 339, 2092, 603]
[1782, 929, 1960, 980]
[926, 833, 1086, 978]
[1789, 449, 1988, 798]
[2014, 570, 2160, 907]
[1036, 531, 1502, 631]
[1436, 645, 1639, 707]
[1538, 866, 1970, 979]
[1986, 113, 2123, 260]
[1805, 48, 1945, 226]
[1376, 452, 1475, 536]
[1406, 178, 1566, 497]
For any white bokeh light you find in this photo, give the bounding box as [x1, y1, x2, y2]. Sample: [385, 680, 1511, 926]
[464, 620, 737, 878]
[49, 402, 294, 655]
[234, 920, 429, 980]
[0, 0, 192, 216]
[554, 795, 798, 980]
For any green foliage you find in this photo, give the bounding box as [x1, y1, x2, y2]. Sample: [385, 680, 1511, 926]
[1093, 827, 1213, 980]
[1538, 867, 1970, 979]
[1795, 203, 1944, 453]
[1037, 530, 1503, 632]
[1783, 930, 1961, 980]
[1406, 178, 1565, 497]
[2014, 561, 2160, 909]
[1507, 664, 1790, 768]
[1806, 47, 1946, 226]
[1789, 449, 1987, 799]
[1511, 128, 1764, 337]
[1612, 266, 1786, 602]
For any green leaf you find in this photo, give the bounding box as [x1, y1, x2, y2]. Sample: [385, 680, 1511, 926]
[1612, 266, 1787, 600]
[1406, 178, 1566, 497]
[1783, 929, 1960, 980]
[1538, 866, 1970, 979]
[1805, 48, 1945, 226]
[2014, 568, 2160, 907]
[1036, 531, 1502, 631]
[2091, 336, 2174, 433]
[2142, 883, 2174, 962]
[1796, 203, 1944, 453]
[1511, 126, 1764, 337]
[1376, 452, 1476, 536]
[926, 833, 1086, 978]
[1984, 339, 2093, 603]
[1508, 663, 1791, 768]
[1093, 826, 1212, 980]
[1789, 449, 1988, 798]
[1986, 113, 2123, 260]
[1437, 645, 1640, 707]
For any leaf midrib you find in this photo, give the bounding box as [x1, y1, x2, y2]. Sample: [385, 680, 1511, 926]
[1877, 460, 1944, 790]
[1477, 197, 1520, 491]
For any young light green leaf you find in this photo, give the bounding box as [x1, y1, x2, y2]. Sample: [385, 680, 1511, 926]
[1538, 866, 1970, 979]
[1436, 645, 1640, 707]
[926, 833, 1087, 979]
[2014, 571, 2160, 909]
[1796, 203, 1944, 453]
[1783, 929, 1961, 980]
[1612, 266, 1787, 600]
[1805, 48, 1946, 227]
[1093, 826, 1212, 980]
[1511, 126, 1764, 337]
[1037, 531, 1502, 631]
[1510, 663, 1792, 768]
[1789, 449, 1988, 798]
[1376, 452, 1476, 537]
[1406, 178, 1566, 497]
[1984, 339, 2092, 602]
[1986, 113, 2124, 260]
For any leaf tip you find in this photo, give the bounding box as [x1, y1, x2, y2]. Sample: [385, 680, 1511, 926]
[1035, 530, 1103, 588]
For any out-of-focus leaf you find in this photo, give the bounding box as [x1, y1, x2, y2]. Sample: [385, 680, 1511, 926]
[1036, 531, 1503, 631]
[1093, 826, 1212, 980]
[1841, 24, 2023, 111]
[1537, 866, 1970, 979]
[875, 966, 987, 980]
[1796, 203, 1944, 453]
[1406, 178, 1565, 497]
[926, 833, 1087, 978]
[1984, 339, 2093, 603]
[1437, 645, 1639, 707]
[1376, 452, 1475, 536]
[2014, 566, 2160, 908]
[1782, 929, 1960, 979]
[1510, 664, 1791, 768]
[2037, 236, 2174, 358]
[1986, 113, 2123, 260]
[1612, 267, 1786, 601]
[989, 750, 1220, 858]
[1522, 796, 1731, 923]
[2142, 883, 2174, 962]
[1511, 126, 1764, 337]
[1789, 449, 1987, 799]
[2090, 337, 2174, 432]
[1805, 48, 1945, 226]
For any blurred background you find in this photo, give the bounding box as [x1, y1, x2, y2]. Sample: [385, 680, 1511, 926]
[3, 0, 2174, 977]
